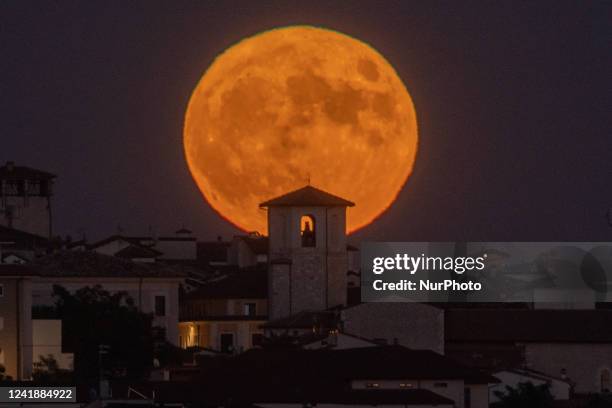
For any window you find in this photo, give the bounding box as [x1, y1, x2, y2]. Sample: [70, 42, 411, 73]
[300, 215, 316, 247]
[154, 295, 166, 317]
[365, 382, 380, 389]
[244, 302, 257, 316]
[399, 382, 414, 389]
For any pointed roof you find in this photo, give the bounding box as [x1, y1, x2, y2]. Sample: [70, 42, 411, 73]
[259, 185, 354, 208]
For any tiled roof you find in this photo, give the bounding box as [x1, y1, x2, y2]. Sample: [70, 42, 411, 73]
[115, 244, 161, 259]
[32, 250, 186, 278]
[446, 309, 612, 343]
[108, 381, 454, 406]
[260, 185, 355, 207]
[0, 225, 51, 251]
[234, 346, 497, 384]
[262, 310, 339, 329]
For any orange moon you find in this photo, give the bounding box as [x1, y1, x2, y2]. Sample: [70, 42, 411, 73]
[184, 26, 418, 234]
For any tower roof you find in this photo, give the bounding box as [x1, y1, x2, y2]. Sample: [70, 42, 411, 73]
[259, 185, 355, 208]
[0, 161, 55, 180]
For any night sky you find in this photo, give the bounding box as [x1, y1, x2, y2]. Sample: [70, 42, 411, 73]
[2, 1, 610, 242]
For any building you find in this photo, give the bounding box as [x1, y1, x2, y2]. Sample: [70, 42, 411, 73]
[89, 230, 197, 263]
[179, 266, 267, 353]
[0, 265, 34, 380]
[149, 346, 494, 408]
[0, 225, 51, 263]
[227, 233, 268, 268]
[0, 162, 55, 238]
[261, 185, 353, 319]
[31, 250, 185, 345]
[490, 368, 571, 403]
[445, 308, 612, 394]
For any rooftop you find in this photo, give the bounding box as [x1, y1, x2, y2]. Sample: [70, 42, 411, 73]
[184, 264, 267, 301]
[0, 161, 56, 180]
[259, 185, 355, 208]
[446, 309, 612, 343]
[32, 250, 187, 278]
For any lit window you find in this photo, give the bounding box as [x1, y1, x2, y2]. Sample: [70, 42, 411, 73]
[399, 383, 414, 389]
[300, 215, 316, 247]
[366, 382, 380, 389]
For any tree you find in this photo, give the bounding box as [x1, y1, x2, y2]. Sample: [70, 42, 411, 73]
[32, 354, 73, 383]
[493, 382, 554, 408]
[0, 364, 12, 382]
[53, 284, 154, 382]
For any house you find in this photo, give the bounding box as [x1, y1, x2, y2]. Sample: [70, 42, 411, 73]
[157, 346, 495, 408]
[445, 308, 612, 394]
[30, 250, 185, 345]
[0, 225, 51, 263]
[490, 368, 571, 402]
[0, 264, 34, 380]
[89, 229, 197, 263]
[179, 266, 267, 353]
[197, 238, 230, 266]
[262, 302, 445, 354]
[0, 162, 56, 238]
[227, 233, 268, 267]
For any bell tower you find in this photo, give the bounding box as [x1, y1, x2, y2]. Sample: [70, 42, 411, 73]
[260, 185, 354, 319]
[0, 162, 55, 237]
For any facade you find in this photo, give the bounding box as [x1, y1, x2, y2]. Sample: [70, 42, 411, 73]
[31, 251, 185, 345]
[0, 162, 55, 238]
[179, 267, 267, 353]
[0, 265, 34, 380]
[341, 303, 445, 354]
[227, 233, 268, 268]
[261, 185, 353, 319]
[490, 368, 571, 403]
[445, 308, 612, 394]
[31, 319, 73, 370]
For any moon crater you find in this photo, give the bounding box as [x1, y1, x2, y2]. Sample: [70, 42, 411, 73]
[184, 26, 418, 234]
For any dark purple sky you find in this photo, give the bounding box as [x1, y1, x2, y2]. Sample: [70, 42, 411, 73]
[1, 1, 610, 242]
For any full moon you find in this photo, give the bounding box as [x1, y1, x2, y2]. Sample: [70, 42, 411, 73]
[184, 26, 418, 234]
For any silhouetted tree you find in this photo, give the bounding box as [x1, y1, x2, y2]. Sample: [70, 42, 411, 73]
[0, 364, 12, 381]
[493, 382, 554, 408]
[32, 354, 73, 383]
[53, 285, 154, 382]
